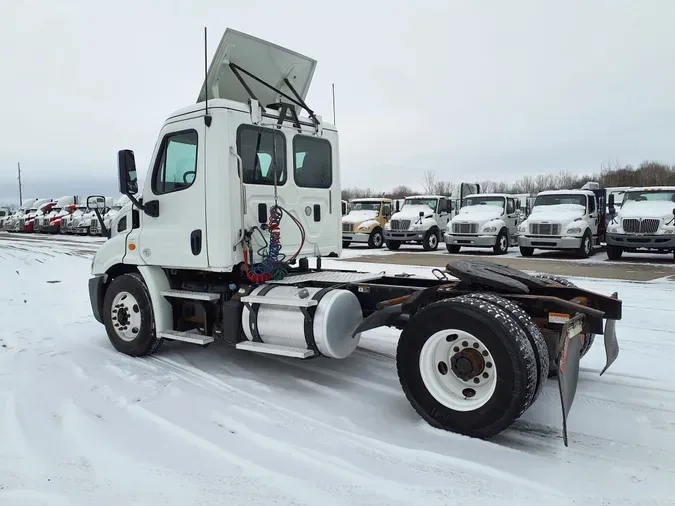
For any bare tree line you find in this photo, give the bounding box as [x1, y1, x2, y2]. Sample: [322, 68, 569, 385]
[341, 160, 675, 201]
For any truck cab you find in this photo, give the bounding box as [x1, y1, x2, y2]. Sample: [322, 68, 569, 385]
[342, 198, 392, 248]
[517, 187, 606, 258]
[444, 193, 521, 255]
[383, 195, 453, 251]
[5, 198, 37, 232]
[606, 186, 675, 260]
[23, 199, 54, 232]
[0, 208, 9, 229]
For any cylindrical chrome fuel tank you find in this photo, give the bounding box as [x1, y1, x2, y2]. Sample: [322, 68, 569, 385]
[241, 285, 364, 359]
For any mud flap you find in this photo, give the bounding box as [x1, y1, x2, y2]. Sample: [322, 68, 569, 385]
[600, 292, 620, 376]
[556, 313, 585, 447]
[351, 304, 403, 338]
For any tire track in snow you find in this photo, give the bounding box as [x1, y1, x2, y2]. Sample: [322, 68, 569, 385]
[147, 355, 565, 499]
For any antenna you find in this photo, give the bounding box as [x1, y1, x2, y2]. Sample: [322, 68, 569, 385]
[17, 162, 22, 205]
[331, 83, 336, 125]
[203, 26, 212, 127]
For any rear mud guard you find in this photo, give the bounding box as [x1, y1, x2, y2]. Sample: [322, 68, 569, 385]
[557, 313, 585, 447]
[600, 292, 620, 376]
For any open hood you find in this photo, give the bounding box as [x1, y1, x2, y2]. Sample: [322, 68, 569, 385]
[197, 28, 317, 115]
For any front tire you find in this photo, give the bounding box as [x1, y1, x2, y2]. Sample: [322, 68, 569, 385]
[396, 296, 538, 439]
[577, 231, 592, 258]
[385, 239, 401, 250]
[102, 273, 163, 357]
[422, 229, 439, 251]
[446, 244, 461, 254]
[519, 246, 534, 257]
[493, 229, 509, 255]
[607, 244, 623, 260]
[368, 227, 384, 249]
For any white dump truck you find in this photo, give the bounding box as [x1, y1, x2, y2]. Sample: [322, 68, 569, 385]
[85, 27, 623, 446]
[383, 195, 454, 251]
[605, 186, 675, 260]
[444, 193, 522, 255]
[517, 186, 608, 258]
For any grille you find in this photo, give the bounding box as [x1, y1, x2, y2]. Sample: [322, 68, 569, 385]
[622, 218, 659, 234]
[530, 223, 561, 236]
[452, 223, 478, 234]
[342, 223, 354, 233]
[390, 219, 411, 231]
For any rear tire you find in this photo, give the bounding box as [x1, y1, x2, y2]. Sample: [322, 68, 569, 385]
[342, 241, 350, 249]
[396, 296, 538, 438]
[385, 239, 401, 250]
[519, 246, 534, 257]
[102, 273, 163, 357]
[607, 244, 623, 260]
[446, 244, 461, 254]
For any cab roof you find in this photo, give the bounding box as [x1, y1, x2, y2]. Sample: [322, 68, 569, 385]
[350, 197, 392, 203]
[537, 189, 594, 196]
[405, 195, 446, 200]
[624, 186, 675, 192]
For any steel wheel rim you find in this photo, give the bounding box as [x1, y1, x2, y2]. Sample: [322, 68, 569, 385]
[584, 236, 591, 254]
[499, 235, 507, 251]
[429, 234, 438, 248]
[419, 329, 498, 411]
[110, 291, 142, 341]
[373, 232, 382, 246]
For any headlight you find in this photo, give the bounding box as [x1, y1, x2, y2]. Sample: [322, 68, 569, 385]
[482, 226, 497, 233]
[609, 227, 618, 233]
[412, 224, 426, 231]
[358, 224, 370, 231]
[566, 227, 583, 234]
[518, 226, 527, 233]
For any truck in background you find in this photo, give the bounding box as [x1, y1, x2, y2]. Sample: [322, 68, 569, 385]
[383, 195, 453, 251]
[605, 186, 675, 260]
[444, 193, 523, 255]
[517, 184, 607, 258]
[4, 198, 37, 231]
[341, 197, 393, 248]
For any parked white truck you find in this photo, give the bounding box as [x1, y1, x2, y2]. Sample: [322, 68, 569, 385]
[444, 193, 522, 255]
[84, 27, 623, 446]
[517, 186, 608, 258]
[383, 195, 454, 251]
[605, 186, 675, 260]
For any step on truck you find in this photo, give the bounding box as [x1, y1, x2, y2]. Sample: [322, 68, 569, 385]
[87, 27, 622, 446]
[606, 186, 675, 260]
[383, 195, 454, 251]
[517, 184, 607, 258]
[341, 198, 392, 248]
[444, 193, 522, 255]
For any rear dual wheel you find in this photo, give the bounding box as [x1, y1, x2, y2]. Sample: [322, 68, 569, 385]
[396, 293, 548, 438]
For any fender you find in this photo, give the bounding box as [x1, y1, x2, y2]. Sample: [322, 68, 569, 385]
[137, 265, 173, 334]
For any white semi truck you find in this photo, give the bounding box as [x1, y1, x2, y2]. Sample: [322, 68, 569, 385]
[85, 27, 622, 445]
[383, 195, 454, 251]
[517, 186, 608, 258]
[605, 186, 675, 260]
[444, 193, 522, 255]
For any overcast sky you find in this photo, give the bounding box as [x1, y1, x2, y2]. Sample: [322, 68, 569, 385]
[1, 0, 674, 205]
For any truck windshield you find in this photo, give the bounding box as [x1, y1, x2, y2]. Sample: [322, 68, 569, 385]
[462, 196, 504, 208]
[351, 202, 380, 212]
[534, 194, 586, 207]
[404, 198, 438, 211]
[622, 189, 675, 204]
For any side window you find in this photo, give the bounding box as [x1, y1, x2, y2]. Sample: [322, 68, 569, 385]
[152, 130, 198, 195]
[588, 196, 596, 213]
[507, 199, 515, 214]
[237, 125, 286, 186]
[293, 135, 332, 189]
[117, 215, 127, 233]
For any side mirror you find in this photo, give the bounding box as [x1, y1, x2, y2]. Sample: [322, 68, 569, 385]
[395, 201, 400, 212]
[672, 208, 675, 217]
[516, 201, 521, 209]
[87, 195, 106, 211]
[608, 194, 615, 207]
[118, 149, 138, 195]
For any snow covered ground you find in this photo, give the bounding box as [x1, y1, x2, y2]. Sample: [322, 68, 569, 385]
[1, 234, 674, 505]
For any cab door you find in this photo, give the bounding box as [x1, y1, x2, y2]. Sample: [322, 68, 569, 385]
[137, 119, 208, 269]
[506, 198, 519, 243]
[437, 197, 451, 229]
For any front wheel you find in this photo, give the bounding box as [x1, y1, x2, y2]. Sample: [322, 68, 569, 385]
[385, 239, 401, 250]
[607, 244, 623, 260]
[422, 229, 439, 251]
[493, 229, 509, 255]
[446, 244, 461, 254]
[368, 228, 384, 249]
[577, 231, 592, 258]
[102, 272, 163, 357]
[519, 246, 534, 257]
[396, 296, 539, 439]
